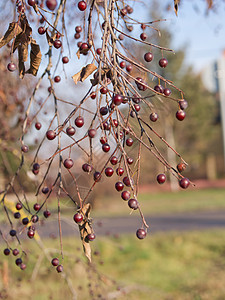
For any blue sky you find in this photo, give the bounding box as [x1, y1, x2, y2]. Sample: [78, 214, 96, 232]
[136, 1, 225, 72]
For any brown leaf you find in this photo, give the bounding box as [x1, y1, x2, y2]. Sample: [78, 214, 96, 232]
[26, 39, 42, 76]
[72, 63, 97, 84]
[18, 45, 25, 79]
[174, 0, 180, 16]
[0, 22, 22, 48]
[206, 0, 213, 9]
[76, 49, 81, 60]
[78, 203, 93, 262]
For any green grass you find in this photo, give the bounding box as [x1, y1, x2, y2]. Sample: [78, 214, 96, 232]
[93, 187, 225, 217]
[1, 230, 225, 299]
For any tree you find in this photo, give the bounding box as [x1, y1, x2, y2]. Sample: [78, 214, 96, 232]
[0, 0, 214, 296]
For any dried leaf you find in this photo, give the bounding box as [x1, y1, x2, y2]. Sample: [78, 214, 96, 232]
[72, 63, 97, 84]
[206, 0, 213, 9]
[18, 45, 25, 79]
[174, 0, 180, 16]
[76, 49, 81, 59]
[26, 39, 42, 76]
[0, 22, 22, 48]
[78, 203, 93, 262]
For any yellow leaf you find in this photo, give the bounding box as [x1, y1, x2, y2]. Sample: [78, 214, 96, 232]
[0, 23, 22, 48]
[72, 63, 97, 84]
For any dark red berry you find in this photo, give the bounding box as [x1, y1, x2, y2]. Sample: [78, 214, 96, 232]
[78, 1, 87, 11]
[94, 171, 101, 182]
[100, 106, 108, 116]
[87, 233, 95, 241]
[73, 213, 83, 223]
[140, 33, 147, 41]
[126, 138, 133, 147]
[27, 229, 35, 239]
[154, 85, 164, 93]
[75, 116, 84, 127]
[110, 156, 118, 165]
[96, 48, 102, 55]
[90, 92, 96, 99]
[51, 258, 59, 266]
[54, 75, 61, 83]
[141, 23, 146, 30]
[157, 173, 166, 184]
[179, 100, 188, 110]
[127, 157, 134, 165]
[179, 177, 190, 189]
[62, 56, 69, 64]
[120, 8, 127, 16]
[14, 212, 21, 219]
[53, 39, 62, 49]
[121, 191, 130, 201]
[16, 202, 22, 210]
[13, 249, 19, 256]
[120, 61, 126, 68]
[64, 158, 74, 169]
[46, 0, 57, 10]
[112, 119, 118, 128]
[75, 26, 82, 33]
[150, 112, 158, 122]
[177, 163, 186, 173]
[115, 181, 124, 191]
[43, 210, 51, 218]
[88, 129, 97, 138]
[118, 34, 124, 40]
[100, 87, 108, 94]
[28, 0, 36, 6]
[80, 42, 89, 51]
[35, 122, 42, 130]
[33, 163, 40, 170]
[46, 130, 56, 140]
[116, 167, 124, 176]
[74, 33, 80, 39]
[105, 167, 114, 177]
[66, 126, 76, 136]
[136, 228, 146, 239]
[20, 263, 26, 270]
[144, 52, 153, 62]
[56, 265, 63, 272]
[128, 199, 138, 210]
[33, 203, 40, 211]
[126, 64, 132, 72]
[82, 163, 93, 173]
[103, 121, 111, 131]
[21, 145, 29, 153]
[7, 62, 16, 72]
[4, 248, 10, 256]
[164, 88, 171, 96]
[100, 136, 107, 144]
[159, 58, 168, 68]
[102, 143, 110, 152]
[38, 26, 45, 35]
[126, 5, 133, 14]
[112, 94, 123, 106]
[123, 176, 133, 187]
[176, 110, 186, 121]
[31, 215, 39, 223]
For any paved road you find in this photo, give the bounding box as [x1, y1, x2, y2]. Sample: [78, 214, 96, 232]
[28, 210, 225, 238]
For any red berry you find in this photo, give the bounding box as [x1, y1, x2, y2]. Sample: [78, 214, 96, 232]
[105, 167, 114, 177]
[116, 167, 124, 176]
[88, 129, 97, 138]
[13, 249, 19, 256]
[73, 213, 83, 223]
[120, 8, 127, 16]
[46, 0, 57, 10]
[144, 52, 153, 62]
[51, 258, 59, 266]
[20, 263, 26, 270]
[150, 112, 158, 122]
[16, 202, 22, 210]
[78, 1, 87, 11]
[75, 26, 82, 33]
[123, 176, 133, 187]
[100, 106, 108, 116]
[141, 23, 146, 30]
[53, 39, 62, 49]
[164, 88, 171, 96]
[121, 191, 130, 201]
[21, 145, 29, 153]
[159, 58, 168, 68]
[35, 122, 42, 130]
[154, 85, 164, 93]
[126, 138, 133, 147]
[157, 173, 166, 184]
[96, 48, 102, 55]
[27, 229, 35, 239]
[54, 75, 61, 83]
[179, 100, 188, 110]
[7, 62, 16, 72]
[64, 158, 74, 169]
[33, 203, 40, 211]
[94, 171, 101, 182]
[112, 94, 123, 106]
[28, 0, 36, 6]
[120, 61, 126, 68]
[90, 92, 96, 99]
[56, 265, 63, 272]
[126, 5, 133, 14]
[177, 163, 186, 173]
[102, 143, 110, 152]
[46, 130, 56, 140]
[110, 156, 118, 165]
[38, 26, 45, 35]
[66, 126, 76, 136]
[15, 258, 23, 266]
[176, 110, 186, 121]
[43, 210, 51, 218]
[100, 136, 107, 144]
[136, 228, 146, 239]
[128, 199, 138, 210]
[75, 116, 84, 127]
[127, 157, 134, 165]
[3, 248, 10, 256]
[100, 87, 108, 94]
[140, 33, 147, 41]
[126, 64, 132, 72]
[62, 56, 69, 64]
[87, 233, 95, 241]
[82, 163, 93, 173]
[115, 181, 124, 191]
[179, 177, 190, 189]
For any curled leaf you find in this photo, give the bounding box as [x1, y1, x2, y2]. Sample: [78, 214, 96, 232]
[174, 0, 180, 16]
[72, 63, 97, 84]
[26, 39, 42, 76]
[18, 45, 25, 79]
[78, 203, 93, 262]
[0, 22, 22, 48]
